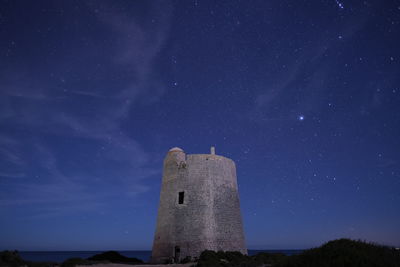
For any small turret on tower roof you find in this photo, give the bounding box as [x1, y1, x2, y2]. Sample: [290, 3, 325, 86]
[210, 146, 215, 155]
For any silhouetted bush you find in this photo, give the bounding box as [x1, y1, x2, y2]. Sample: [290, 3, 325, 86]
[0, 250, 25, 267]
[197, 250, 223, 266]
[163, 258, 173, 264]
[61, 257, 93, 267]
[87, 251, 143, 264]
[196, 250, 288, 266]
[28, 263, 57, 267]
[252, 252, 287, 266]
[224, 251, 256, 266]
[180, 256, 192, 263]
[197, 250, 259, 267]
[276, 239, 400, 267]
[0, 250, 59, 267]
[196, 239, 400, 267]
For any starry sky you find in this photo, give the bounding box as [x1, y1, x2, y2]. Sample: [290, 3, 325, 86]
[1, 0, 400, 251]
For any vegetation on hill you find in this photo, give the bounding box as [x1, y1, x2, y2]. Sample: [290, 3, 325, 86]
[196, 250, 286, 267]
[60, 257, 94, 267]
[196, 239, 400, 267]
[2, 239, 399, 266]
[0, 250, 26, 267]
[0, 250, 56, 267]
[276, 238, 400, 267]
[60, 251, 144, 266]
[87, 250, 143, 264]
[0, 250, 143, 267]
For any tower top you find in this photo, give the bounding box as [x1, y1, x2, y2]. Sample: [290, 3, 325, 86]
[169, 147, 184, 152]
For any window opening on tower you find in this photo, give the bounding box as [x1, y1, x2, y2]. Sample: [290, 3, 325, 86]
[178, 191, 184, 204]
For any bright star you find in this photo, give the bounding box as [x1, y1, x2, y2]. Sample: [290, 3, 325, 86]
[335, 0, 344, 9]
[298, 115, 305, 121]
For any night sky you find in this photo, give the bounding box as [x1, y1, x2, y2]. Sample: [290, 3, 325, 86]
[1, 0, 400, 251]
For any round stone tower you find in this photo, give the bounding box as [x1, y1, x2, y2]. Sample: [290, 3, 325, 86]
[151, 147, 247, 263]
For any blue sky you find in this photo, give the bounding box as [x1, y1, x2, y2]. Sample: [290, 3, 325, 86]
[0, 0, 399, 250]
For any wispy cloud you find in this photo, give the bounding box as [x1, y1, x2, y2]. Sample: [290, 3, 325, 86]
[0, 172, 25, 178]
[0, 1, 172, 218]
[92, 0, 172, 103]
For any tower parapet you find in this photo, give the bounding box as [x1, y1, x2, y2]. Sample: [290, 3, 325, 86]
[163, 147, 186, 182]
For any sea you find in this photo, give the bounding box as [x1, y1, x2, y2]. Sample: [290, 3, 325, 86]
[19, 250, 303, 263]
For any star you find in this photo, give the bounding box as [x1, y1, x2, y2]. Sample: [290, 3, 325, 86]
[298, 115, 305, 121]
[335, 0, 344, 9]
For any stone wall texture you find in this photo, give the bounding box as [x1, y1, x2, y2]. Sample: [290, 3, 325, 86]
[151, 148, 247, 263]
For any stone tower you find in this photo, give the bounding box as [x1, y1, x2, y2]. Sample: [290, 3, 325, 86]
[151, 147, 247, 263]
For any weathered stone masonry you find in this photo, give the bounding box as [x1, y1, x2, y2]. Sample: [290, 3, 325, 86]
[151, 147, 247, 263]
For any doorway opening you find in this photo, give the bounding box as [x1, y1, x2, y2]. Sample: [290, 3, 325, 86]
[174, 246, 180, 263]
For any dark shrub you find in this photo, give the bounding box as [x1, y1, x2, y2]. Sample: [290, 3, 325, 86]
[196, 239, 400, 266]
[27, 262, 58, 267]
[87, 251, 143, 264]
[223, 251, 255, 266]
[196, 250, 257, 267]
[180, 256, 192, 263]
[61, 257, 92, 267]
[276, 239, 400, 267]
[252, 252, 287, 266]
[196, 250, 224, 267]
[0, 250, 26, 267]
[1, 250, 57, 267]
[163, 258, 173, 264]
